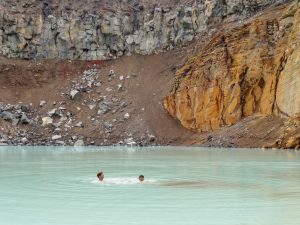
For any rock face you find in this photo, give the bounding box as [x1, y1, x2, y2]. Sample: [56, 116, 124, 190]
[0, 0, 289, 60]
[164, 1, 300, 132]
[275, 5, 300, 118]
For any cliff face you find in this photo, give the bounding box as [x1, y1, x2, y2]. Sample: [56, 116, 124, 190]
[164, 1, 300, 132]
[0, 0, 289, 60]
[275, 6, 300, 118]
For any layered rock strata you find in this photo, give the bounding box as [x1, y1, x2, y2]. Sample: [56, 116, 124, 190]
[164, 1, 300, 132]
[0, 0, 289, 60]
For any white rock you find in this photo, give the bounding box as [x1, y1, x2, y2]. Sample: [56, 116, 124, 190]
[42, 117, 53, 126]
[70, 90, 80, 100]
[39, 100, 47, 107]
[74, 140, 85, 147]
[117, 84, 123, 91]
[52, 135, 62, 140]
[48, 108, 57, 117]
[55, 121, 63, 126]
[88, 104, 96, 110]
[109, 70, 114, 76]
[124, 113, 130, 120]
[119, 76, 124, 80]
[126, 36, 134, 45]
[75, 122, 83, 128]
[21, 137, 28, 144]
[124, 138, 136, 146]
[71, 136, 78, 141]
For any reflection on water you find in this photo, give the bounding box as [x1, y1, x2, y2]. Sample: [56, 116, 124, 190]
[0, 146, 300, 225]
[270, 191, 300, 199]
[159, 179, 253, 189]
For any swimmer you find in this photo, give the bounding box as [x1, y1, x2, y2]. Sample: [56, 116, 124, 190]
[139, 175, 144, 182]
[97, 171, 104, 182]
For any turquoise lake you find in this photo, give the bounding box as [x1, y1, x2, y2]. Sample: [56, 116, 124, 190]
[0, 147, 300, 225]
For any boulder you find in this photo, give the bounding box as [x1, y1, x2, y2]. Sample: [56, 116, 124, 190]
[88, 104, 96, 110]
[117, 84, 123, 91]
[39, 100, 47, 107]
[52, 135, 62, 140]
[124, 138, 137, 146]
[42, 117, 53, 126]
[21, 137, 28, 144]
[124, 113, 130, 120]
[20, 113, 30, 124]
[75, 122, 84, 128]
[0, 111, 16, 122]
[70, 90, 81, 100]
[74, 139, 85, 146]
[48, 108, 60, 117]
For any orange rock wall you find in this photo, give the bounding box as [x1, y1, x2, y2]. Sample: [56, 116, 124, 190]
[164, 2, 300, 132]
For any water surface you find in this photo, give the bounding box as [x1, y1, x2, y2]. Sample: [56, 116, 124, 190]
[0, 147, 299, 225]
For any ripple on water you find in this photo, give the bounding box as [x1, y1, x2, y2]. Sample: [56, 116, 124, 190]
[89, 177, 158, 185]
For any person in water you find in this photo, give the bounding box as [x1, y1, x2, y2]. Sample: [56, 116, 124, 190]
[97, 172, 104, 182]
[139, 175, 144, 182]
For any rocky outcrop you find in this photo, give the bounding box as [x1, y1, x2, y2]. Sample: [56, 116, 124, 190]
[164, 1, 300, 132]
[0, 0, 290, 60]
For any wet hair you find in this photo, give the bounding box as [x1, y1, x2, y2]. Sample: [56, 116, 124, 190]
[97, 172, 104, 178]
[139, 175, 144, 179]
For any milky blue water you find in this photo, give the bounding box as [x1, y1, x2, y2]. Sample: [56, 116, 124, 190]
[0, 147, 300, 225]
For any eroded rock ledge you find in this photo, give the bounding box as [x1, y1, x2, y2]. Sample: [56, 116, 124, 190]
[164, 1, 300, 133]
[0, 0, 289, 60]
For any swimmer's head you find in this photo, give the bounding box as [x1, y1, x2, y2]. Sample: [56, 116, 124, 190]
[97, 172, 104, 181]
[139, 175, 144, 182]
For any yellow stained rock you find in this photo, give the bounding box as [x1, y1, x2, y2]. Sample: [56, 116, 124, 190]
[165, 3, 300, 132]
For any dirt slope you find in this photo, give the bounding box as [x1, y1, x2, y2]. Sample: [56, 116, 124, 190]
[0, 44, 195, 146]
